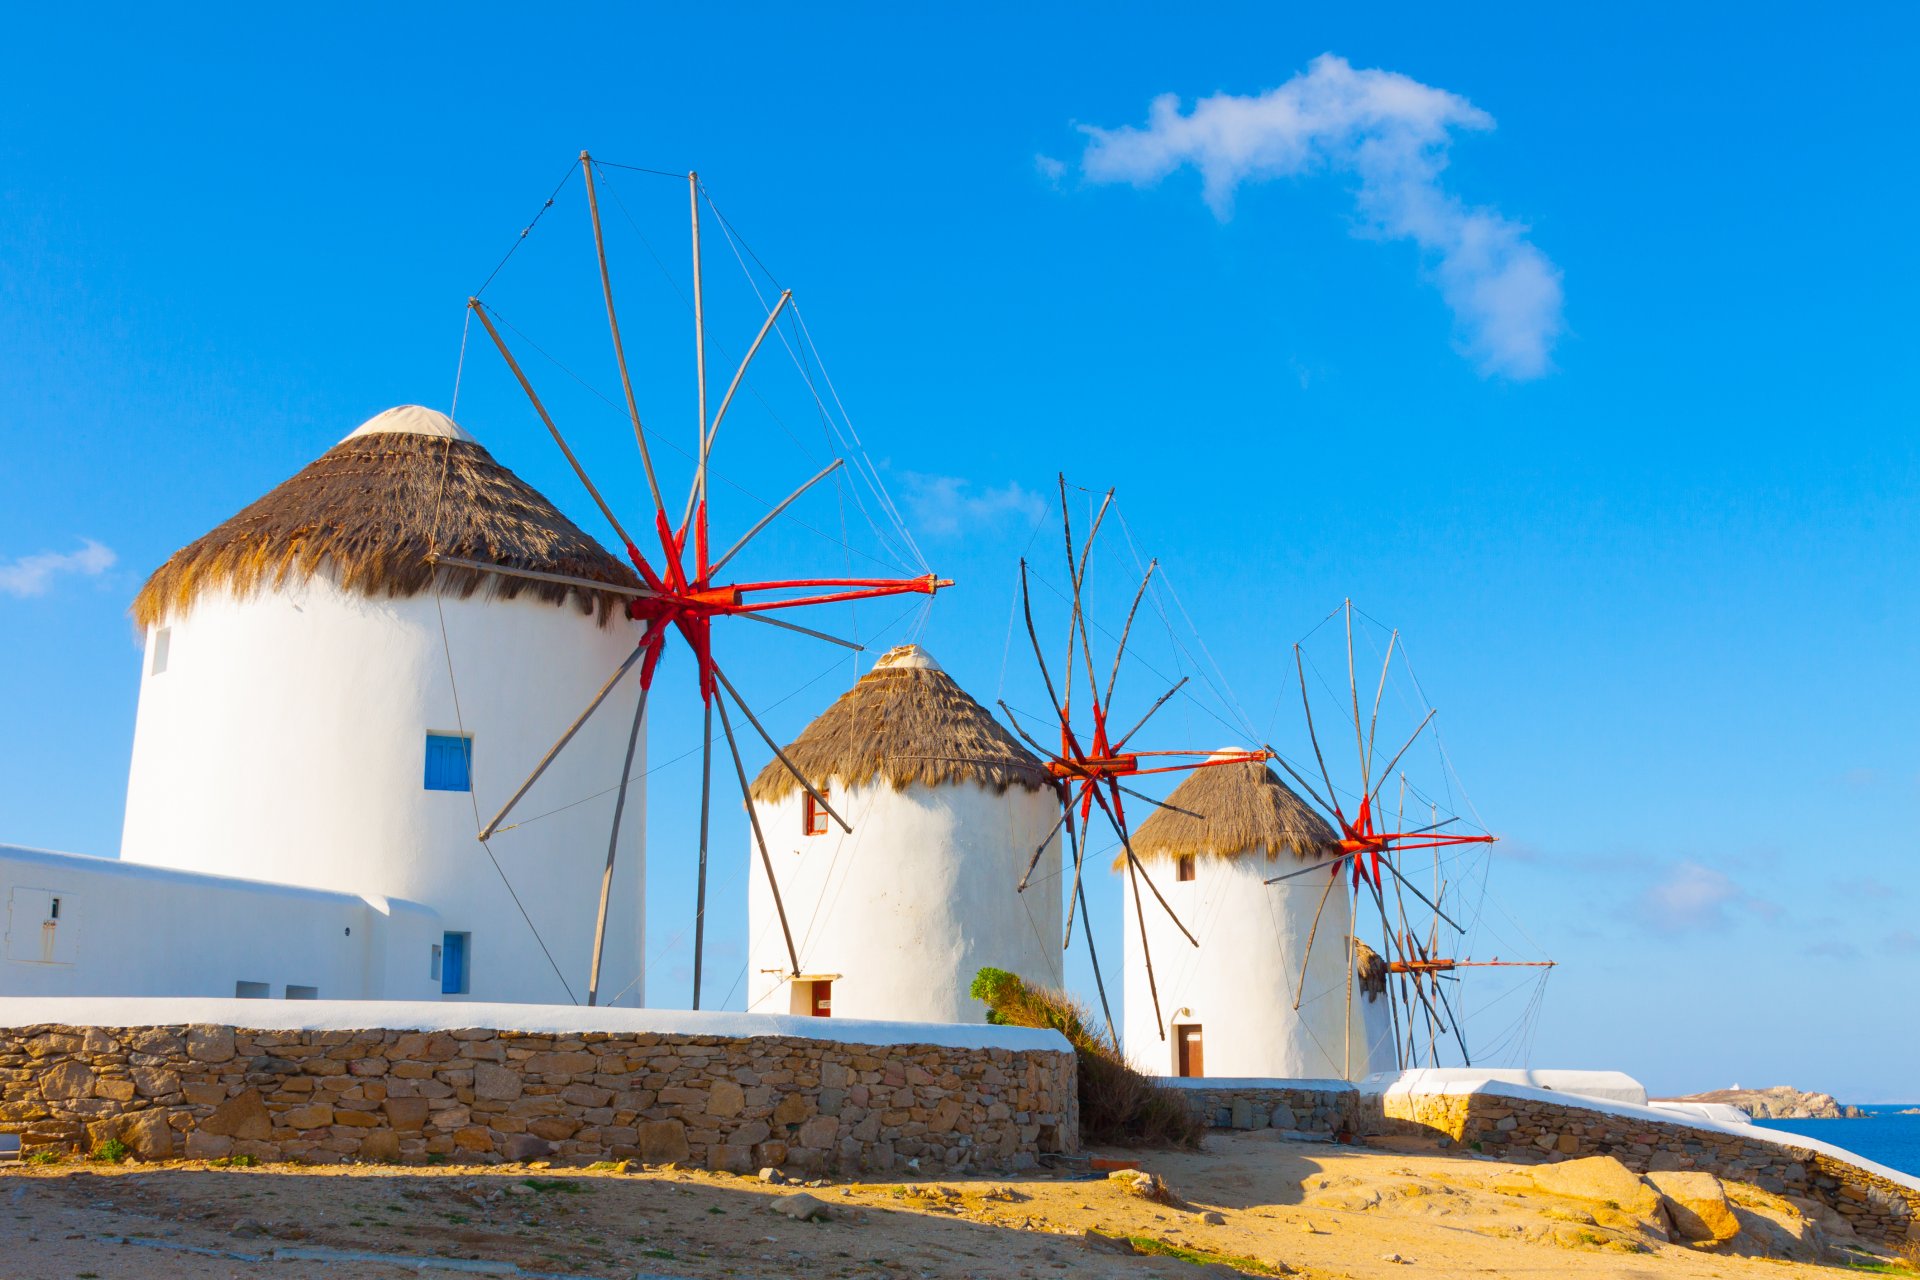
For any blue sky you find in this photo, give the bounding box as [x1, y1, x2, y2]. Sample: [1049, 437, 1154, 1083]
[3, 4, 1916, 1098]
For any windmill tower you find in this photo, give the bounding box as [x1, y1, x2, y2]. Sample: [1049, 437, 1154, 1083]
[742, 645, 1061, 1023]
[120, 405, 647, 1005]
[1121, 755, 1396, 1081]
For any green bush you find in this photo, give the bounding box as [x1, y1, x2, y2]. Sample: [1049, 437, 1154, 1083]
[92, 1138, 130, 1163]
[970, 967, 1204, 1149]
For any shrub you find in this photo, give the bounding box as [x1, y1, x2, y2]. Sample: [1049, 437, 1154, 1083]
[970, 967, 1204, 1149]
[92, 1138, 130, 1163]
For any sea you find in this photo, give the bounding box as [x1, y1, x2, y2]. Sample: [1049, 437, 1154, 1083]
[1754, 1105, 1920, 1179]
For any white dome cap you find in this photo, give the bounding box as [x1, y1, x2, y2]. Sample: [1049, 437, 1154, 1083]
[872, 643, 942, 672]
[341, 405, 475, 444]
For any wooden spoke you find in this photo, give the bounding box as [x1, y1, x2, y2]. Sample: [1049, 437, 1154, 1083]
[688, 171, 708, 521]
[691, 699, 714, 1009]
[1295, 645, 1348, 830]
[1372, 708, 1438, 797]
[711, 662, 851, 834]
[1364, 629, 1398, 791]
[697, 291, 791, 491]
[1087, 784, 1196, 947]
[1018, 802, 1069, 893]
[1374, 853, 1463, 936]
[1347, 601, 1367, 802]
[1264, 745, 1344, 828]
[1066, 811, 1118, 1046]
[1292, 864, 1341, 1011]
[480, 641, 648, 840]
[1114, 782, 1202, 820]
[1110, 676, 1189, 753]
[588, 680, 649, 1006]
[715, 691, 801, 977]
[579, 152, 666, 514]
[708, 458, 846, 578]
[1125, 848, 1166, 1041]
[469, 300, 640, 557]
[1104, 559, 1157, 711]
[1017, 562, 1070, 729]
[430, 554, 655, 601]
[734, 610, 863, 651]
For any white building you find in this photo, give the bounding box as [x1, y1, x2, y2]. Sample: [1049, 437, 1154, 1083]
[4, 405, 647, 1006]
[1120, 755, 1396, 1081]
[743, 645, 1062, 1022]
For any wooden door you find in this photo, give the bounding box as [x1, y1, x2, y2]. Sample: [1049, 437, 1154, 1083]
[809, 979, 833, 1017]
[1176, 1024, 1203, 1077]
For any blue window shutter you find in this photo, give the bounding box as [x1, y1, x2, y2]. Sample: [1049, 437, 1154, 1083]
[442, 932, 468, 995]
[425, 734, 472, 792]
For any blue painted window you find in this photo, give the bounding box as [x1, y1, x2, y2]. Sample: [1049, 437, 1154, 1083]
[441, 932, 469, 995]
[424, 733, 472, 792]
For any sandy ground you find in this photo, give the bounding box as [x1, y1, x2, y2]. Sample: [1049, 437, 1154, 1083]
[0, 1132, 1908, 1279]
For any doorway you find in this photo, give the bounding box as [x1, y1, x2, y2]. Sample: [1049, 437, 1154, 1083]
[1175, 1024, 1204, 1077]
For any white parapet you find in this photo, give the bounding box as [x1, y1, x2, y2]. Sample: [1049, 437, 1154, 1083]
[0, 996, 1073, 1055]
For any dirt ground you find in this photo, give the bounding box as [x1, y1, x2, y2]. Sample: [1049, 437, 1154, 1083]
[0, 1131, 1909, 1280]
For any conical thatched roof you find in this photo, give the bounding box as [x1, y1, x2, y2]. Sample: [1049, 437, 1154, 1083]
[132, 406, 642, 629]
[1123, 754, 1339, 866]
[749, 645, 1050, 802]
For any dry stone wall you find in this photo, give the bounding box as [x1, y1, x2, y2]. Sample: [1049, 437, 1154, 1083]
[0, 1022, 1077, 1174]
[1170, 1083, 1358, 1137]
[1379, 1089, 1920, 1245]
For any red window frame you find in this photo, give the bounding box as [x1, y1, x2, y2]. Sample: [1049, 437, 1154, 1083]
[803, 787, 831, 836]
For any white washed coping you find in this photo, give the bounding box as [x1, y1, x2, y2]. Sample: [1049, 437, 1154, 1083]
[1154, 1077, 1355, 1093]
[0, 997, 1071, 1056]
[1366, 1068, 1920, 1195]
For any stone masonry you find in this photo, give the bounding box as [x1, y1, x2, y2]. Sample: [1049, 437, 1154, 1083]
[0, 1022, 1078, 1174]
[1378, 1089, 1920, 1245]
[1170, 1083, 1359, 1137]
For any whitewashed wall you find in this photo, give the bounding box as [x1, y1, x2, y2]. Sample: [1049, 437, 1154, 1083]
[746, 779, 1063, 1023]
[0, 843, 442, 1001]
[1121, 853, 1397, 1080]
[119, 574, 645, 1007]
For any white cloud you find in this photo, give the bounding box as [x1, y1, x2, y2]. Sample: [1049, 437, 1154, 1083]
[1075, 54, 1564, 379]
[900, 473, 1045, 540]
[1632, 860, 1776, 934]
[1034, 154, 1066, 184]
[0, 539, 116, 598]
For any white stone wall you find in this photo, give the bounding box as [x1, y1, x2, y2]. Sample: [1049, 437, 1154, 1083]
[0, 845, 442, 1001]
[119, 574, 645, 1007]
[1121, 852, 1397, 1080]
[746, 779, 1062, 1023]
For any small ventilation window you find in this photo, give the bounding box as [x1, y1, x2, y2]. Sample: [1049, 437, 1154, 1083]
[424, 733, 473, 792]
[285, 985, 319, 1000]
[430, 943, 443, 983]
[802, 786, 831, 837]
[235, 981, 269, 999]
[151, 627, 171, 675]
[1175, 855, 1196, 882]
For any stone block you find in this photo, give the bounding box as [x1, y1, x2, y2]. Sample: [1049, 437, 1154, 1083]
[92, 1077, 137, 1103]
[182, 1082, 227, 1106]
[452, 1126, 494, 1152]
[382, 1097, 431, 1132]
[473, 1064, 522, 1102]
[637, 1119, 690, 1164]
[708, 1080, 746, 1118]
[184, 1130, 233, 1160]
[527, 1117, 581, 1142]
[359, 1129, 402, 1162]
[186, 1025, 236, 1063]
[39, 1060, 94, 1100]
[773, 1094, 810, 1125]
[123, 1109, 176, 1159]
[201, 1089, 272, 1140]
[281, 1103, 335, 1130]
[708, 1142, 754, 1173]
[503, 1133, 552, 1162]
[797, 1115, 838, 1149]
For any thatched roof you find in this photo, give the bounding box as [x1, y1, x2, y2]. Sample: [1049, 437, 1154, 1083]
[132, 406, 642, 628]
[1123, 755, 1339, 867]
[749, 645, 1050, 802]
